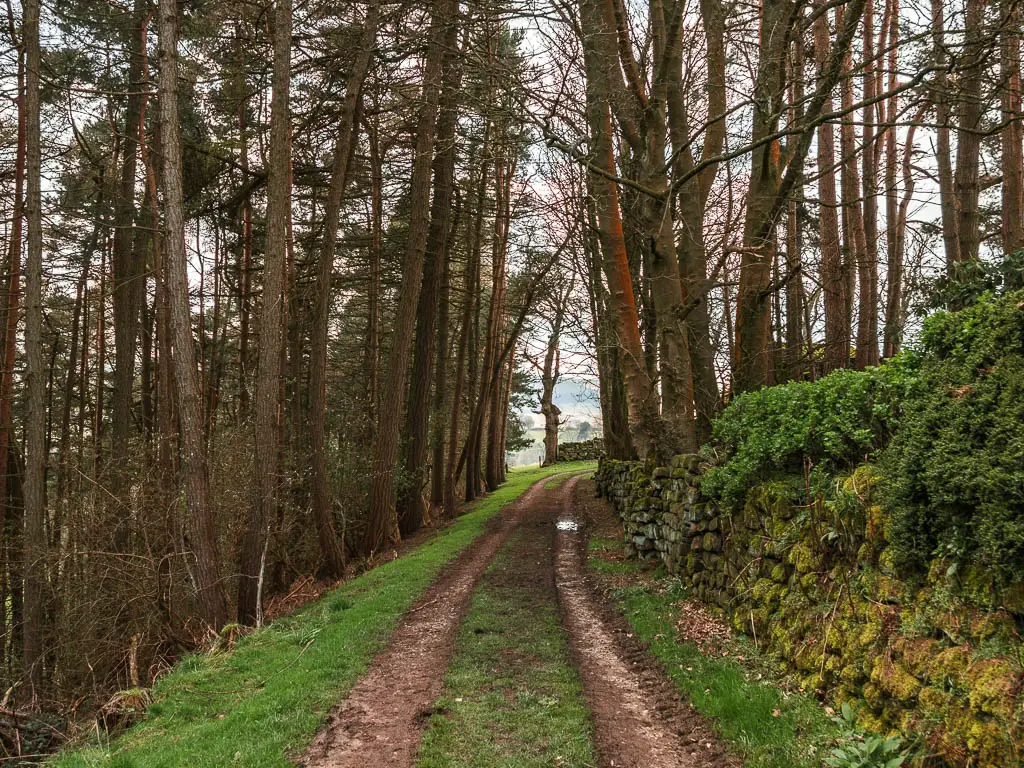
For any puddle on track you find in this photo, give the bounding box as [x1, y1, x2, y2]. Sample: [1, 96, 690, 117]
[556, 518, 581, 532]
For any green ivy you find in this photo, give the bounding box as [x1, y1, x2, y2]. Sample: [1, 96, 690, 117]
[700, 365, 913, 503]
[702, 290, 1024, 584]
[881, 290, 1024, 582]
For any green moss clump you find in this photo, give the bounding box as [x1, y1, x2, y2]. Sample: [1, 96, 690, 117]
[871, 656, 921, 701]
[966, 658, 1020, 718]
[894, 637, 938, 679]
[928, 645, 972, 684]
[787, 541, 817, 573]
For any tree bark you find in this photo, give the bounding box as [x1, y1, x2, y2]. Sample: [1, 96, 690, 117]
[734, 0, 791, 393]
[22, 0, 45, 694]
[1002, 0, 1024, 262]
[307, 0, 379, 577]
[157, 0, 229, 630]
[363, 0, 457, 554]
[111, 0, 148, 522]
[882, 0, 904, 357]
[579, 0, 656, 458]
[0, 52, 25, 586]
[953, 0, 986, 268]
[239, 0, 292, 625]
[855, 0, 880, 369]
[815, 6, 847, 374]
[398, 29, 462, 535]
[931, 0, 960, 268]
[537, 299, 565, 466]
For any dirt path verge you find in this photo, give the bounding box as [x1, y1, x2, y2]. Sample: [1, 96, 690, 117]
[556, 477, 738, 768]
[302, 475, 557, 768]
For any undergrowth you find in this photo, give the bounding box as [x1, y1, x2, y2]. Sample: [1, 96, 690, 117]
[702, 290, 1024, 583]
[53, 461, 595, 768]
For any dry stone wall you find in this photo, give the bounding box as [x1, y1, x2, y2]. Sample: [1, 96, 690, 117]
[555, 438, 604, 463]
[594, 456, 1024, 768]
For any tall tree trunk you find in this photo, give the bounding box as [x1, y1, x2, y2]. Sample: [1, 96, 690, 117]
[953, 0, 986, 268]
[398, 30, 461, 534]
[538, 302, 564, 466]
[734, 0, 789, 393]
[1002, 0, 1024, 263]
[307, 0, 379, 577]
[838, 1, 866, 369]
[785, 31, 806, 381]
[585, 192, 631, 459]
[157, 0, 229, 630]
[885, 110, 921, 357]
[239, 0, 292, 625]
[882, 0, 903, 357]
[22, 0, 45, 694]
[481, 152, 514, 493]
[640, 0, 697, 455]
[855, 0, 880, 369]
[363, 0, 457, 554]
[931, 0, 960, 268]
[814, 5, 847, 373]
[0, 52, 25, 588]
[579, 0, 656, 458]
[365, 112, 383, 430]
[445, 143, 488, 514]
[671, 0, 725, 444]
[111, 0, 148, 525]
[429, 192, 459, 510]
[235, 24, 253, 423]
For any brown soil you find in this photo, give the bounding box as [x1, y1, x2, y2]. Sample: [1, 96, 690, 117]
[559, 477, 739, 768]
[304, 471, 736, 768]
[302, 476, 553, 768]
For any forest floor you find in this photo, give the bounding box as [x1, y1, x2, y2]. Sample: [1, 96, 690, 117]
[56, 465, 838, 767]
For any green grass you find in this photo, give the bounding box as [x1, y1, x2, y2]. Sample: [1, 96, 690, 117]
[543, 468, 595, 490]
[416, 533, 596, 768]
[54, 461, 596, 768]
[591, 553, 838, 768]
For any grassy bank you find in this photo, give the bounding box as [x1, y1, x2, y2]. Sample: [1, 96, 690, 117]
[587, 538, 839, 768]
[55, 462, 595, 768]
[417, 534, 595, 768]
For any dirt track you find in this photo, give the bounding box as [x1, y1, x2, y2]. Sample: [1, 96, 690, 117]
[303, 473, 734, 768]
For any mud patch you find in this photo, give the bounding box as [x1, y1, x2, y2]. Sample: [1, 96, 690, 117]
[302, 478, 551, 768]
[558, 478, 739, 768]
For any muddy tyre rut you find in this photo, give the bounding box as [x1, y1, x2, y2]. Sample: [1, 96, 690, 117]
[304, 472, 733, 768]
[302, 479, 550, 768]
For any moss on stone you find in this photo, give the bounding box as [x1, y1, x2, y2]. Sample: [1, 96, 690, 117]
[917, 685, 950, 714]
[865, 504, 887, 544]
[966, 658, 1020, 719]
[928, 645, 973, 684]
[895, 636, 938, 679]
[598, 456, 1024, 768]
[787, 540, 818, 574]
[871, 655, 922, 701]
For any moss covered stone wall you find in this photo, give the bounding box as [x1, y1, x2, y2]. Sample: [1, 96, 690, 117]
[595, 457, 1024, 767]
[555, 438, 605, 463]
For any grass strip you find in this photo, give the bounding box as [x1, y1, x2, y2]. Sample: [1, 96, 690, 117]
[543, 469, 593, 490]
[587, 540, 838, 768]
[417, 534, 596, 768]
[55, 461, 596, 768]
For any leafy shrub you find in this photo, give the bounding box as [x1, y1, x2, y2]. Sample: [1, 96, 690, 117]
[825, 703, 907, 768]
[701, 366, 913, 503]
[923, 249, 1024, 311]
[881, 290, 1024, 582]
[702, 291, 1024, 583]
